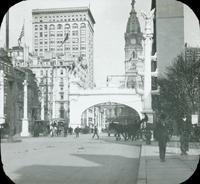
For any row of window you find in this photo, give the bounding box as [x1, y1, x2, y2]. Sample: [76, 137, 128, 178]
[35, 48, 87, 57]
[35, 46, 86, 52]
[40, 69, 53, 76]
[35, 30, 86, 37]
[34, 23, 86, 30]
[35, 39, 86, 47]
[36, 31, 86, 38]
[35, 17, 87, 23]
[35, 36, 86, 42]
[35, 14, 86, 19]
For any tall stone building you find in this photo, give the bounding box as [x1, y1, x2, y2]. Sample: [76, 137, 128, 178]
[155, 0, 184, 77]
[124, 0, 143, 88]
[30, 7, 95, 124]
[10, 7, 96, 125]
[32, 7, 95, 88]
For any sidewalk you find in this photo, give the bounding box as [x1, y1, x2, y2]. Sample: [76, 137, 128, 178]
[137, 142, 200, 184]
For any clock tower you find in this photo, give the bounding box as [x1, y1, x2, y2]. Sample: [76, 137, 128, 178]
[124, 0, 143, 76]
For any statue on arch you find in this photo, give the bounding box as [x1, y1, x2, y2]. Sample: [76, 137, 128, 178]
[141, 8, 155, 35]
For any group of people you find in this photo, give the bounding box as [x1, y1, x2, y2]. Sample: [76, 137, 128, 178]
[50, 123, 73, 137]
[155, 114, 190, 162]
[73, 125, 99, 139]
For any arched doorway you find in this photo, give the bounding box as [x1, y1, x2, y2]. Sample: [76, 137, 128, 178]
[78, 102, 141, 133]
[69, 89, 143, 129]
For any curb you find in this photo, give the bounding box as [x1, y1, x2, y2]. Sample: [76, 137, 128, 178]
[1, 138, 22, 143]
[137, 144, 147, 184]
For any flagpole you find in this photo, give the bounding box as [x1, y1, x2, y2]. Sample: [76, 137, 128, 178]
[22, 19, 27, 67]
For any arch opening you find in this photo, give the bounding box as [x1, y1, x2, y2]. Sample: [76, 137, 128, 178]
[79, 102, 141, 132]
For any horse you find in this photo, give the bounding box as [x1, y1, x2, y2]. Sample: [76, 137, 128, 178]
[108, 119, 143, 141]
[108, 122, 126, 141]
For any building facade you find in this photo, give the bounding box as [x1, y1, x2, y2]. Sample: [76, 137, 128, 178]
[0, 48, 40, 137]
[155, 0, 184, 77]
[32, 7, 95, 88]
[31, 7, 95, 124]
[11, 7, 95, 125]
[81, 106, 106, 131]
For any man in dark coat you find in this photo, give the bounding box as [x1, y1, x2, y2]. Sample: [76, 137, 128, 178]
[92, 126, 99, 139]
[155, 114, 169, 162]
[145, 126, 152, 145]
[63, 123, 68, 137]
[74, 126, 80, 137]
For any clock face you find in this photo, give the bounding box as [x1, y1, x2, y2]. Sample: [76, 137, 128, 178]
[131, 38, 136, 44]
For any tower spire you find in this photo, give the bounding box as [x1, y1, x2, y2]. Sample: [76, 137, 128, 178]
[130, 0, 136, 14]
[131, 0, 135, 8]
[126, 0, 141, 35]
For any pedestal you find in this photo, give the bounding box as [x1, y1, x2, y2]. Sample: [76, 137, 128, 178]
[21, 118, 30, 137]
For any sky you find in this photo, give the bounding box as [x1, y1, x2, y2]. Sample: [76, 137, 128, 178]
[0, 0, 199, 87]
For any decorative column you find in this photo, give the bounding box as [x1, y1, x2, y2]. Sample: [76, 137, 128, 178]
[92, 106, 95, 127]
[21, 79, 30, 136]
[141, 9, 155, 123]
[0, 70, 5, 126]
[98, 108, 101, 132]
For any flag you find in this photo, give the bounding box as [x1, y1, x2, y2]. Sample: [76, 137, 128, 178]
[18, 24, 24, 47]
[78, 55, 83, 62]
[60, 33, 69, 46]
[67, 62, 75, 73]
[71, 62, 75, 72]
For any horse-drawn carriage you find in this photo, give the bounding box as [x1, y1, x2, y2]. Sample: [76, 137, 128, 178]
[33, 120, 50, 137]
[107, 114, 151, 142]
[108, 120, 142, 141]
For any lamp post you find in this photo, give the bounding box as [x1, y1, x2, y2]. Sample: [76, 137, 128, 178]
[21, 76, 30, 137]
[39, 73, 49, 121]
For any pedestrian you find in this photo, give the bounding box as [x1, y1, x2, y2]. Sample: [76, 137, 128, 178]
[180, 116, 190, 155]
[154, 114, 169, 162]
[68, 127, 73, 135]
[74, 126, 80, 137]
[92, 126, 99, 139]
[50, 123, 55, 137]
[64, 123, 68, 137]
[145, 126, 152, 145]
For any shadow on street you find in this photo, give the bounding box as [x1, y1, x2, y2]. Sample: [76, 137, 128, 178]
[13, 154, 139, 184]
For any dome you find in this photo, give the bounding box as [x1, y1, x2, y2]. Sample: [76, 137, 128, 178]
[126, 0, 141, 34]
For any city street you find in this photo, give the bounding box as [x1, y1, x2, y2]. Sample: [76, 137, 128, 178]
[1, 134, 141, 184]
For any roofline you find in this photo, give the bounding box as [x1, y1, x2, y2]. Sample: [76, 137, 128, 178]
[32, 7, 95, 24]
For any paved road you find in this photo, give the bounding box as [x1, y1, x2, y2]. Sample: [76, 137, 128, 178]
[1, 134, 141, 184]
